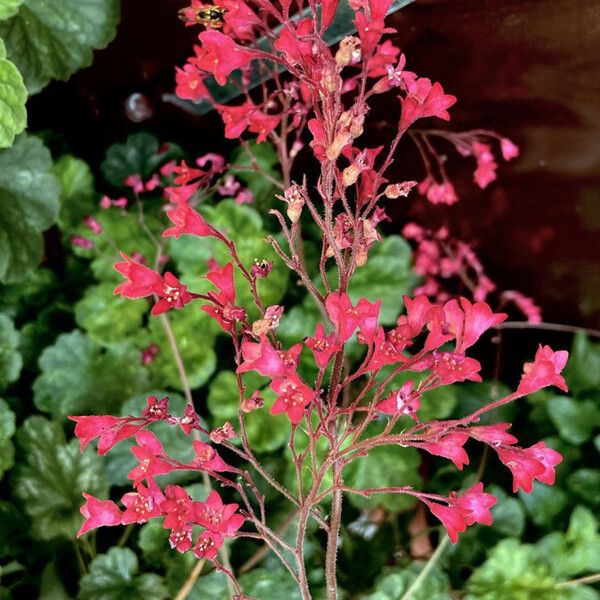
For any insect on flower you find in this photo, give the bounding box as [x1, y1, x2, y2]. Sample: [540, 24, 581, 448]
[180, 3, 227, 29]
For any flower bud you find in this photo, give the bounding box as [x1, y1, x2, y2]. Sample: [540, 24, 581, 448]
[383, 180, 418, 198]
[342, 164, 361, 187]
[282, 184, 305, 223]
[335, 36, 361, 68]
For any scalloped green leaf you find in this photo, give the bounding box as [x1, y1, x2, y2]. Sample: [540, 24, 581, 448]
[0, 398, 15, 478]
[79, 548, 167, 600]
[0, 134, 60, 282]
[344, 444, 422, 512]
[33, 330, 150, 419]
[52, 154, 95, 230]
[0, 0, 120, 94]
[546, 396, 600, 445]
[0, 313, 20, 389]
[101, 133, 184, 186]
[13, 416, 108, 540]
[0, 1, 23, 20]
[75, 283, 147, 346]
[0, 39, 27, 149]
[365, 565, 451, 600]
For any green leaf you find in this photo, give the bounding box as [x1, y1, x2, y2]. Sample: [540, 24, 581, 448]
[567, 469, 600, 505]
[0, 0, 120, 94]
[33, 330, 150, 419]
[344, 444, 422, 512]
[0, 134, 60, 282]
[79, 548, 168, 600]
[0, 40, 27, 149]
[0, 313, 21, 389]
[169, 199, 289, 316]
[101, 133, 183, 186]
[0, 398, 15, 478]
[452, 380, 514, 425]
[13, 416, 108, 540]
[564, 333, 600, 398]
[0, 0, 23, 20]
[344, 235, 417, 325]
[75, 283, 147, 346]
[518, 481, 568, 527]
[53, 154, 95, 230]
[39, 563, 71, 600]
[365, 565, 451, 600]
[143, 309, 217, 391]
[207, 371, 289, 453]
[237, 568, 302, 600]
[106, 392, 200, 486]
[546, 396, 600, 445]
[488, 486, 525, 537]
[465, 539, 558, 600]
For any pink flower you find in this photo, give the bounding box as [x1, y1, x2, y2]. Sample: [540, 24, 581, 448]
[71, 235, 94, 249]
[194, 490, 245, 535]
[496, 446, 546, 493]
[169, 525, 193, 553]
[193, 530, 223, 560]
[367, 41, 401, 78]
[178, 404, 201, 436]
[325, 292, 381, 344]
[202, 262, 248, 332]
[399, 78, 457, 131]
[121, 481, 165, 524]
[173, 160, 205, 186]
[162, 485, 193, 531]
[431, 352, 482, 384]
[83, 216, 102, 235]
[248, 111, 281, 143]
[452, 483, 496, 526]
[192, 441, 232, 472]
[472, 141, 498, 189]
[500, 137, 520, 160]
[78, 493, 122, 537]
[527, 442, 562, 486]
[469, 423, 518, 447]
[424, 501, 467, 544]
[237, 336, 301, 378]
[217, 101, 255, 139]
[222, 0, 261, 40]
[163, 200, 218, 239]
[274, 19, 314, 66]
[457, 297, 507, 351]
[376, 380, 421, 418]
[415, 432, 470, 470]
[305, 323, 341, 369]
[193, 31, 255, 86]
[517, 345, 568, 395]
[209, 422, 237, 443]
[69, 415, 145, 455]
[128, 431, 174, 485]
[308, 118, 328, 163]
[320, 0, 339, 30]
[270, 373, 315, 424]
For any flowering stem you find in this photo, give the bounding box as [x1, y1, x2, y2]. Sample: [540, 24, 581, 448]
[325, 484, 342, 600]
[556, 573, 600, 588]
[497, 321, 600, 339]
[398, 536, 450, 600]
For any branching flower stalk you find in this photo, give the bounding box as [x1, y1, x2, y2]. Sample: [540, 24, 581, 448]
[71, 1, 570, 598]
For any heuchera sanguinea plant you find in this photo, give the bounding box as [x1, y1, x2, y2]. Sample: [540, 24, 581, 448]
[71, 0, 569, 597]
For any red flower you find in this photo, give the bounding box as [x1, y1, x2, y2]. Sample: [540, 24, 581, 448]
[399, 78, 457, 131]
[78, 493, 122, 537]
[128, 431, 175, 485]
[193, 30, 255, 86]
[114, 253, 165, 299]
[179, 405, 201, 436]
[325, 292, 381, 344]
[202, 261, 247, 332]
[274, 19, 313, 66]
[367, 40, 401, 78]
[376, 380, 420, 418]
[70, 415, 145, 455]
[431, 352, 482, 384]
[415, 432, 470, 470]
[169, 525, 193, 553]
[175, 64, 209, 101]
[142, 395, 170, 421]
[452, 483, 496, 526]
[496, 446, 546, 493]
[527, 442, 562, 486]
[163, 200, 218, 239]
[305, 323, 341, 369]
[320, 0, 339, 30]
[270, 373, 315, 424]
[237, 335, 301, 378]
[194, 490, 245, 535]
[217, 101, 255, 139]
[308, 118, 327, 163]
[192, 441, 232, 472]
[472, 141, 498, 189]
[151, 272, 194, 316]
[121, 480, 165, 524]
[222, 0, 261, 40]
[248, 111, 281, 144]
[193, 530, 223, 560]
[173, 161, 205, 186]
[424, 501, 467, 544]
[469, 423, 518, 447]
[500, 138, 520, 161]
[517, 345, 569, 395]
[162, 485, 193, 532]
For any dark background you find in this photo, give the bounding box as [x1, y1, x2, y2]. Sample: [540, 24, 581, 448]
[28, 0, 600, 329]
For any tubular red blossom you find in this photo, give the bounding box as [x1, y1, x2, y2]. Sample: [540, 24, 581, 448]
[375, 380, 421, 418]
[527, 442, 562, 486]
[325, 292, 381, 344]
[399, 78, 457, 132]
[414, 432, 470, 470]
[217, 101, 255, 139]
[222, 0, 261, 40]
[517, 345, 569, 395]
[452, 483, 496, 526]
[424, 501, 467, 544]
[69, 415, 146, 455]
[472, 141, 498, 189]
[248, 111, 281, 144]
[162, 485, 194, 532]
[77, 493, 122, 537]
[496, 446, 547, 493]
[237, 335, 300, 378]
[469, 423, 518, 447]
[192, 440, 233, 472]
[193, 30, 255, 86]
[194, 530, 223, 560]
[274, 19, 314, 66]
[305, 323, 341, 369]
[500, 137, 520, 160]
[128, 431, 175, 485]
[163, 199, 219, 239]
[194, 490, 245, 535]
[121, 481, 166, 524]
[270, 373, 315, 424]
